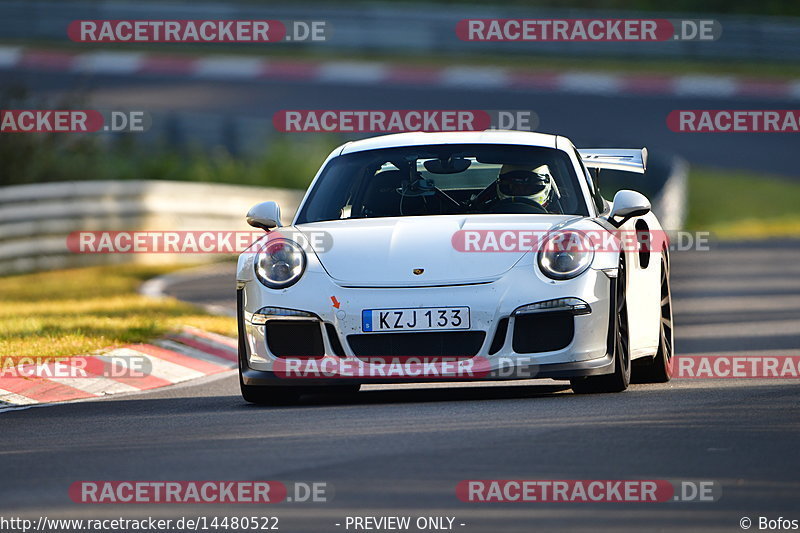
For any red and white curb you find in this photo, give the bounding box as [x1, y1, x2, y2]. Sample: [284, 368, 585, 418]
[1, 45, 798, 100]
[0, 326, 237, 409]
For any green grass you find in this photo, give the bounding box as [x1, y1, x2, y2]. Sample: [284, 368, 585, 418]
[686, 167, 800, 238]
[0, 86, 341, 188]
[0, 132, 338, 189]
[0, 265, 236, 362]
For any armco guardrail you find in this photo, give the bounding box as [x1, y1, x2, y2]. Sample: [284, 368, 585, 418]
[0, 180, 304, 274]
[651, 156, 688, 233]
[1, 1, 799, 62]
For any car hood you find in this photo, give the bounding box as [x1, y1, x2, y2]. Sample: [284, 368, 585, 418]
[295, 214, 578, 287]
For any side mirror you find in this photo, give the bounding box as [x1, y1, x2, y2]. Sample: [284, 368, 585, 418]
[246, 201, 282, 230]
[607, 190, 650, 228]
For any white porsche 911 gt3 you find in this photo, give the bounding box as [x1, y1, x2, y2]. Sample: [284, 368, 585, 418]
[236, 131, 674, 403]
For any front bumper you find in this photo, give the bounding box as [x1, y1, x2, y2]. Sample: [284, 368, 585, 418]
[238, 262, 616, 386]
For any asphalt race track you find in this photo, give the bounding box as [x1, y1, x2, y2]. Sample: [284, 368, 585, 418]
[2, 240, 799, 532]
[2, 69, 798, 177]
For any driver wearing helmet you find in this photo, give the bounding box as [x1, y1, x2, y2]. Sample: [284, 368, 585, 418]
[492, 164, 554, 209]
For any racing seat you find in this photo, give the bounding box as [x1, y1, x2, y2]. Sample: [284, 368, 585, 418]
[361, 170, 403, 217]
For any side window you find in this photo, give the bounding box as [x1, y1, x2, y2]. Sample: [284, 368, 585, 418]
[573, 147, 605, 215]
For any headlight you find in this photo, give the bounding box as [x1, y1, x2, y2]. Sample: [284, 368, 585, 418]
[254, 239, 306, 288]
[537, 231, 594, 280]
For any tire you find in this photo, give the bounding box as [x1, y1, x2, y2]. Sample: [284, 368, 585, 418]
[570, 255, 631, 394]
[632, 254, 674, 383]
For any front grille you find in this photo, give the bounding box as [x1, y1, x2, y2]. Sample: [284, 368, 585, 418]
[512, 311, 574, 353]
[347, 331, 486, 359]
[266, 320, 324, 358]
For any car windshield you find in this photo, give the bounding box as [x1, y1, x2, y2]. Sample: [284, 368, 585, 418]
[295, 144, 589, 224]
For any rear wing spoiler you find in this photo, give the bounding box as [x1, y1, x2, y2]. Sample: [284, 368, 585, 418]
[578, 148, 647, 174]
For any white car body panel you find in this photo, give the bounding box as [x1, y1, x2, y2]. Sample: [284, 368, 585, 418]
[619, 210, 664, 358]
[297, 214, 577, 287]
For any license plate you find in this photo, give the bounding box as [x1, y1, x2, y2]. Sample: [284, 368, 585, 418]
[362, 307, 470, 332]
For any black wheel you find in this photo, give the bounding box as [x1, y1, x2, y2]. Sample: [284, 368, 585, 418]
[571, 255, 631, 394]
[632, 254, 674, 383]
